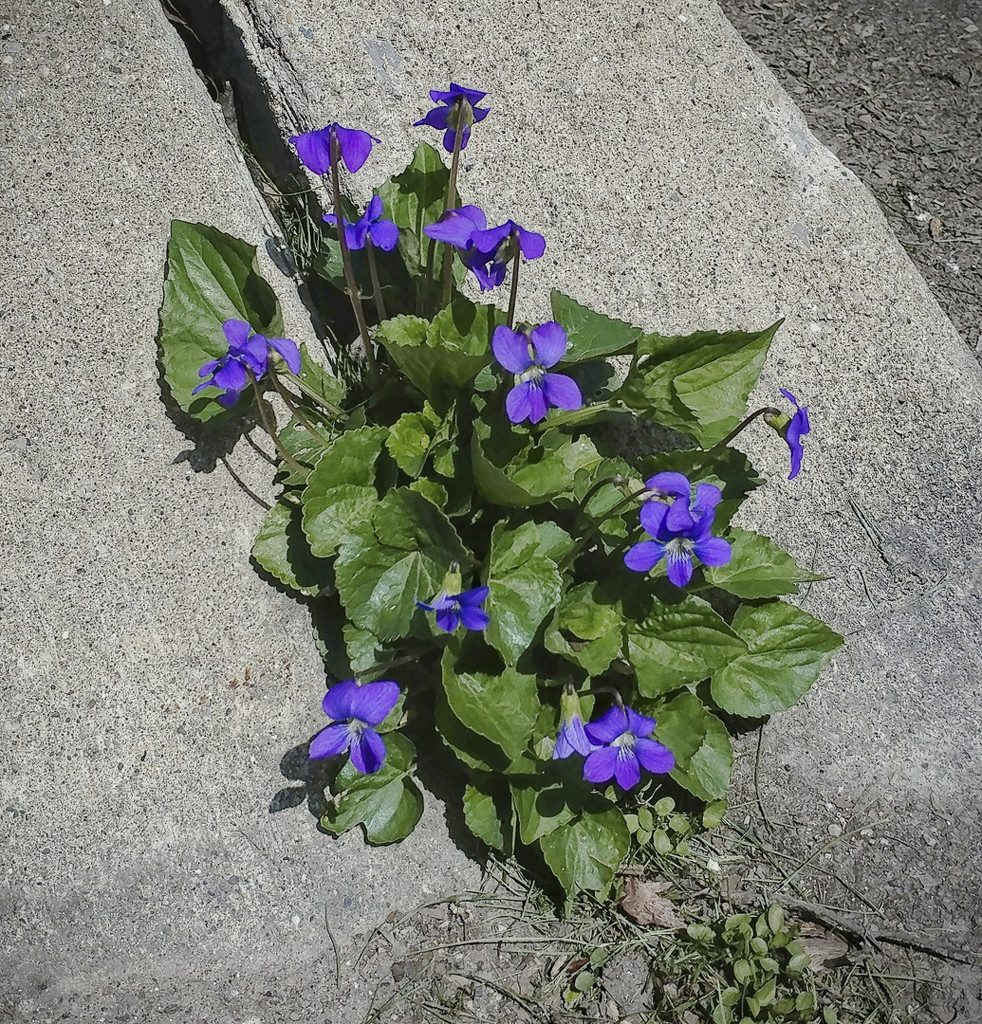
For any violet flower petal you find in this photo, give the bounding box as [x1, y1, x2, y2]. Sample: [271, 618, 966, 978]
[493, 326, 533, 373]
[583, 746, 618, 783]
[529, 321, 567, 367]
[634, 737, 675, 774]
[612, 749, 641, 790]
[350, 728, 386, 773]
[540, 373, 582, 412]
[624, 540, 665, 574]
[309, 722, 351, 759]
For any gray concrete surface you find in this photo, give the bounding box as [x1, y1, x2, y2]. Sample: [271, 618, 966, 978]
[227, 0, 982, 952]
[0, 1, 477, 1020]
[2, 0, 981, 1018]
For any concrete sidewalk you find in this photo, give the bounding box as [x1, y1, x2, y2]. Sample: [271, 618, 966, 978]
[2, 0, 979, 1018]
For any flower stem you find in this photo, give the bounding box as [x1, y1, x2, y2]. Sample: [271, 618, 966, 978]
[558, 485, 650, 572]
[269, 372, 333, 446]
[506, 231, 521, 329]
[248, 373, 304, 473]
[439, 113, 465, 309]
[284, 372, 343, 418]
[687, 406, 781, 474]
[329, 135, 381, 390]
[365, 237, 388, 323]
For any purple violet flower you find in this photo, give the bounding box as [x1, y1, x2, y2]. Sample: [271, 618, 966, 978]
[289, 122, 380, 175]
[492, 322, 582, 424]
[417, 585, 490, 633]
[414, 83, 490, 152]
[309, 679, 400, 774]
[552, 689, 594, 760]
[624, 478, 731, 587]
[469, 220, 546, 291]
[583, 705, 675, 791]
[779, 388, 810, 480]
[323, 194, 399, 251]
[193, 319, 301, 408]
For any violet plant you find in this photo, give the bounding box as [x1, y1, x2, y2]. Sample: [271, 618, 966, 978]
[157, 84, 839, 899]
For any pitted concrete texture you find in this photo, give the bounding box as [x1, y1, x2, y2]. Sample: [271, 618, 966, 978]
[224, 0, 982, 947]
[3, 0, 981, 1018]
[0, 1, 477, 1019]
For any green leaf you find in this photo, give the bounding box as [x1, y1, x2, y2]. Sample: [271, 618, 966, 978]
[377, 142, 450, 276]
[301, 426, 387, 557]
[511, 780, 577, 845]
[385, 406, 440, 478]
[252, 498, 333, 597]
[463, 777, 510, 853]
[706, 528, 825, 598]
[471, 414, 604, 507]
[441, 652, 540, 763]
[294, 343, 345, 411]
[545, 582, 624, 675]
[539, 805, 629, 896]
[321, 733, 424, 844]
[550, 291, 642, 364]
[627, 595, 747, 697]
[711, 601, 844, 717]
[618, 321, 781, 445]
[335, 491, 468, 640]
[434, 693, 507, 773]
[377, 300, 502, 409]
[485, 522, 566, 665]
[159, 221, 283, 422]
[651, 692, 733, 801]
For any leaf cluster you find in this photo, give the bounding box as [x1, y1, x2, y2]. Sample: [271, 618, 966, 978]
[157, 142, 841, 898]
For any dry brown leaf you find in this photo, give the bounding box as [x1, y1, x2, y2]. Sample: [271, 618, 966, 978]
[620, 878, 686, 930]
[798, 921, 851, 972]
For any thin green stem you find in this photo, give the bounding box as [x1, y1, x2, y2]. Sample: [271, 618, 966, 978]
[688, 406, 781, 474]
[284, 372, 343, 418]
[420, 234, 437, 316]
[439, 115, 465, 309]
[269, 372, 333, 446]
[506, 232, 521, 328]
[329, 134, 380, 389]
[248, 374, 303, 472]
[558, 485, 650, 572]
[365, 237, 388, 322]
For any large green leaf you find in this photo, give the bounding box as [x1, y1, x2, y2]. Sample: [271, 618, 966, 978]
[617, 321, 781, 445]
[321, 733, 423, 844]
[627, 595, 747, 697]
[441, 652, 540, 763]
[159, 221, 282, 422]
[545, 582, 625, 675]
[334, 491, 468, 640]
[711, 601, 844, 717]
[485, 522, 566, 665]
[649, 692, 733, 801]
[539, 805, 630, 896]
[550, 291, 642, 364]
[377, 142, 450, 276]
[510, 777, 581, 846]
[252, 498, 333, 597]
[376, 300, 502, 409]
[301, 426, 386, 557]
[705, 528, 825, 599]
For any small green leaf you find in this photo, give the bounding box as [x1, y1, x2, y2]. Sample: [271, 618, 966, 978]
[377, 300, 502, 409]
[706, 528, 826, 599]
[539, 804, 629, 896]
[787, 952, 811, 973]
[159, 221, 282, 422]
[733, 959, 753, 985]
[711, 600, 844, 717]
[377, 142, 450, 276]
[703, 799, 728, 829]
[751, 978, 776, 1007]
[652, 693, 733, 801]
[686, 923, 715, 943]
[321, 733, 423, 844]
[463, 777, 510, 853]
[486, 522, 565, 665]
[441, 652, 540, 763]
[654, 796, 676, 817]
[252, 498, 333, 597]
[627, 594, 746, 697]
[767, 905, 785, 934]
[550, 290, 642, 364]
[545, 582, 624, 675]
[386, 407, 438, 478]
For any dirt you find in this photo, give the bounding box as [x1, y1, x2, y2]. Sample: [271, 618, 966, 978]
[717, 0, 982, 354]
